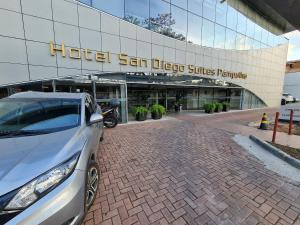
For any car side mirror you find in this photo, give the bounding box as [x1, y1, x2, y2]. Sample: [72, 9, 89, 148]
[88, 113, 103, 125]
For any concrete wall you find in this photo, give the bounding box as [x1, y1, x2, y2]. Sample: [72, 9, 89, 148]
[284, 72, 300, 98]
[0, 0, 288, 107]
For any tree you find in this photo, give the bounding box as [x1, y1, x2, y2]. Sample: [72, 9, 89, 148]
[144, 13, 186, 41]
[124, 15, 141, 26]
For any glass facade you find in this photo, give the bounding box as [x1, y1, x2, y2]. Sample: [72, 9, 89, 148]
[78, 0, 288, 49]
[0, 73, 266, 122]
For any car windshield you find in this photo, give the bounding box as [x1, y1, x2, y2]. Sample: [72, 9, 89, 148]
[0, 98, 81, 136]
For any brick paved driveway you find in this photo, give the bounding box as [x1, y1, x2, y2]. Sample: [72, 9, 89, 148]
[83, 110, 300, 225]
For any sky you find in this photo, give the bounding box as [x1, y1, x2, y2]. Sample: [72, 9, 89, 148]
[284, 30, 300, 61]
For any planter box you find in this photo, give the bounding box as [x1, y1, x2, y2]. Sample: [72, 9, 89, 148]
[151, 112, 162, 120]
[135, 113, 147, 121]
[222, 105, 230, 112]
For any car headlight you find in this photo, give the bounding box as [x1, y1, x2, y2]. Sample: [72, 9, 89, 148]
[4, 153, 80, 210]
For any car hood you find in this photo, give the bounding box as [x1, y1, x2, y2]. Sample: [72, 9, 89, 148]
[0, 127, 86, 196]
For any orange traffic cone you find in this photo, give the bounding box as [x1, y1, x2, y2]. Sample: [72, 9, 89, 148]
[259, 113, 269, 130]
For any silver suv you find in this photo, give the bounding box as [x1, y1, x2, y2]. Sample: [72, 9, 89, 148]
[0, 92, 104, 225]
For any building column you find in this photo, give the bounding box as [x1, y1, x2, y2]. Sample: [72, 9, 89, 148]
[52, 80, 56, 92]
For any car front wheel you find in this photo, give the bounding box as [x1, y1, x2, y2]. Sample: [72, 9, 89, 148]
[85, 162, 100, 210]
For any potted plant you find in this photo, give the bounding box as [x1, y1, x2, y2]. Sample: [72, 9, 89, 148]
[222, 102, 230, 112]
[215, 103, 223, 113]
[203, 103, 216, 113]
[150, 104, 166, 119]
[133, 106, 148, 121]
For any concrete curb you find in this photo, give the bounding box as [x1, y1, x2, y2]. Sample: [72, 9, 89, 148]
[249, 135, 300, 169]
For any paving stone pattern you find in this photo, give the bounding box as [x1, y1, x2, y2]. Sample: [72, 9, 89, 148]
[83, 110, 300, 225]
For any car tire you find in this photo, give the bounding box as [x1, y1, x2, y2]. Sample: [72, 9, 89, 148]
[85, 161, 100, 211]
[281, 99, 286, 105]
[103, 116, 118, 128]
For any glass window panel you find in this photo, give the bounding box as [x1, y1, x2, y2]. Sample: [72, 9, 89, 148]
[237, 12, 246, 34]
[267, 32, 274, 46]
[276, 36, 287, 46]
[225, 28, 236, 49]
[79, 0, 91, 6]
[187, 13, 202, 45]
[246, 19, 255, 38]
[236, 33, 246, 50]
[261, 29, 269, 45]
[226, 6, 237, 30]
[188, 0, 203, 16]
[202, 18, 214, 47]
[203, 0, 216, 22]
[245, 37, 253, 49]
[125, 0, 149, 27]
[214, 24, 225, 48]
[171, 0, 187, 9]
[252, 40, 261, 49]
[149, 0, 171, 34]
[170, 6, 187, 40]
[254, 24, 262, 41]
[216, 1, 227, 26]
[92, 0, 124, 17]
[261, 43, 268, 49]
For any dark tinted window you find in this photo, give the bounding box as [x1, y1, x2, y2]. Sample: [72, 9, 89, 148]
[0, 98, 81, 133]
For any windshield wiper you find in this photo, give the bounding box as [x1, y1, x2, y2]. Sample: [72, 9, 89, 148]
[0, 130, 49, 137]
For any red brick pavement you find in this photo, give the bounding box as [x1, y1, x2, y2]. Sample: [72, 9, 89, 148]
[83, 110, 300, 225]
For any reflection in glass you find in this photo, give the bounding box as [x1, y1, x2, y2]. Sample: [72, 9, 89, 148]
[170, 6, 187, 40]
[203, 0, 216, 22]
[214, 24, 225, 48]
[79, 0, 91, 5]
[267, 32, 274, 46]
[216, 1, 227, 26]
[225, 28, 236, 49]
[171, 0, 187, 9]
[244, 36, 253, 49]
[92, 0, 124, 17]
[188, 0, 203, 16]
[236, 33, 246, 50]
[202, 18, 214, 47]
[246, 19, 255, 38]
[261, 29, 269, 45]
[187, 13, 202, 45]
[252, 40, 261, 49]
[254, 24, 262, 41]
[237, 12, 246, 34]
[124, 0, 149, 27]
[149, 0, 171, 34]
[226, 6, 237, 30]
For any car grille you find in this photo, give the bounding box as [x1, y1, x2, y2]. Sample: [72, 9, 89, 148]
[0, 211, 20, 225]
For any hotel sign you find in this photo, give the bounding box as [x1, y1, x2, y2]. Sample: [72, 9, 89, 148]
[50, 42, 247, 80]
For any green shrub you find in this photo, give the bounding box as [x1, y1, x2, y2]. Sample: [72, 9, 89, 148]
[132, 106, 148, 117]
[203, 103, 216, 113]
[215, 103, 223, 112]
[150, 104, 166, 115]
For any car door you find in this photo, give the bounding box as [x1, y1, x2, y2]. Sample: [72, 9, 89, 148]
[84, 95, 99, 155]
